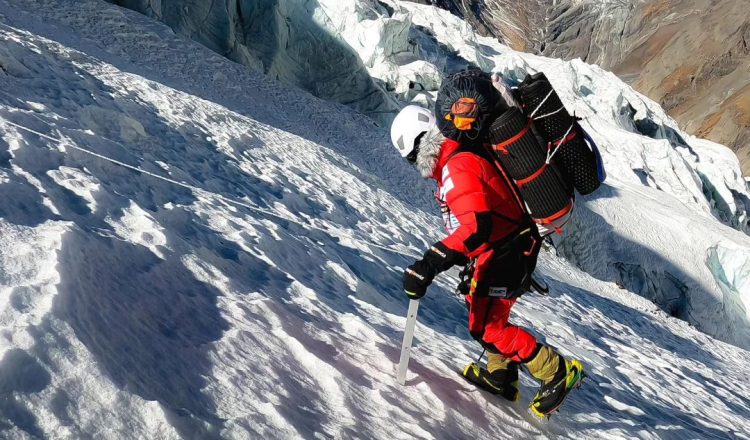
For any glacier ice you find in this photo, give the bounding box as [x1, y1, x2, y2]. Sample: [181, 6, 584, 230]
[707, 244, 750, 340]
[108, 0, 402, 124]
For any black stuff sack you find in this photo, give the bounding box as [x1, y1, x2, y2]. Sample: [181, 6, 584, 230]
[435, 68, 509, 143]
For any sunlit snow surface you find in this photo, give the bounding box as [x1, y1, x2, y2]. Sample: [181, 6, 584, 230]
[0, 0, 749, 439]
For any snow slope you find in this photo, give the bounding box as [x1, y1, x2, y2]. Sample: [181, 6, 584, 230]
[1, 0, 750, 439]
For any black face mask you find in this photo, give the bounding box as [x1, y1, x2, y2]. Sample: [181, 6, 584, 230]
[406, 131, 427, 164]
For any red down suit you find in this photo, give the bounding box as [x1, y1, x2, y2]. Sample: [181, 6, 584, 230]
[434, 139, 540, 362]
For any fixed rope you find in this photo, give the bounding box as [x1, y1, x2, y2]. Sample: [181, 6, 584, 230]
[0, 117, 425, 259]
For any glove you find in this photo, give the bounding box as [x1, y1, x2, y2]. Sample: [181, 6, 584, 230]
[404, 259, 434, 299]
[403, 242, 467, 300]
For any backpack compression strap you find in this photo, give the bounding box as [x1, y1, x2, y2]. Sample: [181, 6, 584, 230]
[494, 119, 533, 154]
[515, 121, 577, 189]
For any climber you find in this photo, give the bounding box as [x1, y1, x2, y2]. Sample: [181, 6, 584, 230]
[390, 104, 585, 418]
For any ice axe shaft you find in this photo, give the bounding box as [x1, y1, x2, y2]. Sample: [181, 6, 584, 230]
[396, 299, 420, 385]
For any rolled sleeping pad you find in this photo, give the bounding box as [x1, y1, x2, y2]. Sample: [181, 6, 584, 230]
[519, 72, 573, 140]
[489, 107, 573, 222]
[488, 107, 546, 178]
[519, 167, 576, 221]
[518, 73, 601, 195]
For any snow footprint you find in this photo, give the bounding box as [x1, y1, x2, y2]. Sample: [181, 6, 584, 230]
[107, 201, 168, 258]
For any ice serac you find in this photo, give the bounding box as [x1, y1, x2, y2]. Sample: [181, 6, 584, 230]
[707, 244, 750, 342]
[109, 0, 401, 124]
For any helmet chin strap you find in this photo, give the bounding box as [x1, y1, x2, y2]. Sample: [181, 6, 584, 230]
[406, 131, 428, 163]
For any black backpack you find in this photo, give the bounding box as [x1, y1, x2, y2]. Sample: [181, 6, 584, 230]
[487, 72, 606, 231]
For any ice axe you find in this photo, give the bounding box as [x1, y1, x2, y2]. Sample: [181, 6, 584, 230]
[396, 299, 420, 385]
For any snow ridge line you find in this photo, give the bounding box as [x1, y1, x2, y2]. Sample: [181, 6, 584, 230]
[1, 117, 422, 259]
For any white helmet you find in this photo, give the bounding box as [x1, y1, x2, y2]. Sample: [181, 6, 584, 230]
[390, 105, 435, 161]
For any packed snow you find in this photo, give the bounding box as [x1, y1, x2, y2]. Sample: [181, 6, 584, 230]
[0, 0, 750, 439]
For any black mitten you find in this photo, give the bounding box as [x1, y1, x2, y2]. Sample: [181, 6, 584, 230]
[403, 242, 467, 299]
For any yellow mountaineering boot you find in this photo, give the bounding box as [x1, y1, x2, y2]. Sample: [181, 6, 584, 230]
[462, 353, 520, 402]
[524, 346, 585, 418]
